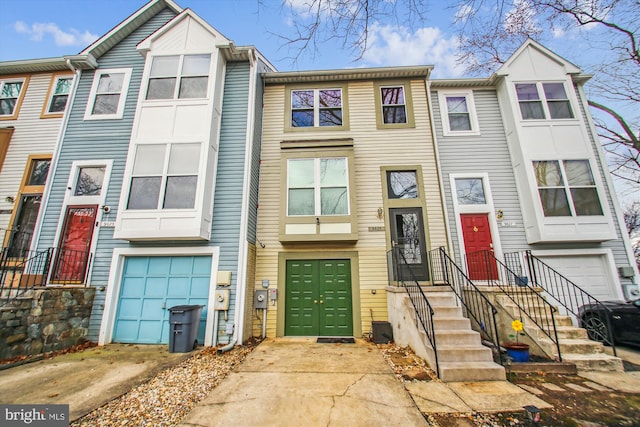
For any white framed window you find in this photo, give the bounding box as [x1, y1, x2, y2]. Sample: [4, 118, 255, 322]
[0, 78, 27, 119]
[146, 54, 211, 100]
[291, 88, 342, 127]
[65, 160, 113, 206]
[516, 82, 574, 120]
[44, 74, 74, 115]
[127, 143, 201, 210]
[380, 86, 407, 124]
[438, 90, 480, 135]
[84, 68, 132, 120]
[533, 160, 603, 217]
[287, 157, 349, 216]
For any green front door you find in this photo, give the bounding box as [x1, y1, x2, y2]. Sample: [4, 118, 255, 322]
[285, 259, 353, 336]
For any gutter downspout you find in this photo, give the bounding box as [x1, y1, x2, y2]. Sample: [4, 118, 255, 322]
[217, 338, 237, 353]
[231, 48, 258, 346]
[31, 59, 81, 253]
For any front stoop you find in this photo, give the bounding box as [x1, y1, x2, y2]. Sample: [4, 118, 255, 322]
[496, 295, 624, 373]
[387, 286, 506, 382]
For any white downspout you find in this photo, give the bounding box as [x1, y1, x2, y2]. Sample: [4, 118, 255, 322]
[231, 48, 258, 346]
[30, 59, 81, 252]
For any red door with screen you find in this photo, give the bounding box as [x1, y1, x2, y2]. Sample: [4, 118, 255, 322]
[461, 213, 498, 281]
[51, 206, 97, 283]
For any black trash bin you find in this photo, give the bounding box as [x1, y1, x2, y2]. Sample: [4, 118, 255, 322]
[168, 305, 204, 353]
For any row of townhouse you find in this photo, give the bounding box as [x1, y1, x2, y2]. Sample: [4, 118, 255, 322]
[1, 0, 638, 365]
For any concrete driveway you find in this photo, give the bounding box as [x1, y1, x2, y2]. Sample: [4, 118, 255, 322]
[0, 344, 190, 421]
[179, 338, 428, 427]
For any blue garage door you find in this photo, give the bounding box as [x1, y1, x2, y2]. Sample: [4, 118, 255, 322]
[113, 256, 211, 344]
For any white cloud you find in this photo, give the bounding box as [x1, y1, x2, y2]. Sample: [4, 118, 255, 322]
[14, 20, 98, 47]
[362, 23, 464, 77]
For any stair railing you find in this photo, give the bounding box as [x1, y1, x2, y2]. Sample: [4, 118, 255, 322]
[515, 250, 617, 355]
[429, 247, 504, 365]
[0, 247, 53, 306]
[387, 245, 439, 378]
[466, 250, 562, 361]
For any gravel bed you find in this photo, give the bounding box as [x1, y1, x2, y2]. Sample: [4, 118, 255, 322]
[72, 343, 256, 427]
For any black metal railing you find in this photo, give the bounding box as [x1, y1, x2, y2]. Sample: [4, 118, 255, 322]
[387, 246, 439, 378]
[466, 250, 562, 361]
[0, 247, 53, 305]
[429, 247, 504, 365]
[5, 230, 35, 258]
[49, 247, 93, 284]
[515, 250, 617, 355]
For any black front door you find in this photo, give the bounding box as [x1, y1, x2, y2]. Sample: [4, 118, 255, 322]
[389, 208, 429, 281]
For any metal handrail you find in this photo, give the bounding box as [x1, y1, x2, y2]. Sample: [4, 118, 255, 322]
[0, 247, 53, 305]
[514, 250, 617, 356]
[387, 245, 439, 378]
[466, 250, 562, 361]
[429, 247, 504, 365]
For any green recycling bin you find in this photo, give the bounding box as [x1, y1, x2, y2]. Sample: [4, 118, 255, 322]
[169, 305, 204, 353]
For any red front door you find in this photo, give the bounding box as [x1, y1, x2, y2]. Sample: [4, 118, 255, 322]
[460, 213, 498, 281]
[51, 205, 97, 283]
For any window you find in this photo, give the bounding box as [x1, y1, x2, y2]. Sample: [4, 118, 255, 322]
[146, 54, 211, 100]
[291, 89, 342, 127]
[438, 90, 479, 135]
[0, 78, 27, 119]
[516, 82, 574, 120]
[533, 160, 603, 217]
[43, 74, 73, 116]
[27, 158, 51, 186]
[287, 157, 348, 216]
[84, 68, 132, 120]
[127, 143, 201, 210]
[387, 171, 418, 199]
[75, 166, 105, 196]
[455, 178, 486, 205]
[380, 86, 407, 124]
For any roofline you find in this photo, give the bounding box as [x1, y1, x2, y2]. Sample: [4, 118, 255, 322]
[262, 65, 433, 84]
[0, 57, 73, 74]
[429, 77, 495, 88]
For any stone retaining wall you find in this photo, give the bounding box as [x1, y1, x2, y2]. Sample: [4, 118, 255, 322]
[0, 288, 96, 360]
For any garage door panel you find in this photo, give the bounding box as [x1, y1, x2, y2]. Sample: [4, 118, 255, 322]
[114, 256, 212, 344]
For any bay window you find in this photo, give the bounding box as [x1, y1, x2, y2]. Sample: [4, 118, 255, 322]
[516, 82, 574, 120]
[146, 54, 211, 100]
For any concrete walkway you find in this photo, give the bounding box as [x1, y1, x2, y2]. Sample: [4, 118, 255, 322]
[178, 338, 551, 427]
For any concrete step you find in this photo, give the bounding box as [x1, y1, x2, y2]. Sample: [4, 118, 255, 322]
[555, 326, 588, 340]
[433, 317, 471, 330]
[439, 361, 506, 382]
[559, 339, 604, 354]
[436, 345, 495, 363]
[435, 329, 480, 346]
[431, 306, 463, 317]
[561, 353, 624, 372]
[554, 315, 575, 327]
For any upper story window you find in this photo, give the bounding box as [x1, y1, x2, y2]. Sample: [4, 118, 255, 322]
[533, 159, 603, 217]
[387, 171, 418, 199]
[380, 86, 407, 124]
[146, 54, 211, 100]
[0, 78, 27, 120]
[516, 82, 574, 120]
[127, 143, 201, 210]
[84, 68, 132, 120]
[27, 158, 51, 186]
[291, 88, 342, 127]
[43, 74, 73, 116]
[438, 90, 479, 135]
[287, 157, 349, 216]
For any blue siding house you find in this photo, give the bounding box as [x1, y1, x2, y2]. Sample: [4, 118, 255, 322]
[33, 0, 274, 347]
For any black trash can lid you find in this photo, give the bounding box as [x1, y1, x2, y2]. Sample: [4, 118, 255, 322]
[169, 304, 205, 311]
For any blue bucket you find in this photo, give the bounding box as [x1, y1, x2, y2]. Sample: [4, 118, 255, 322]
[506, 345, 530, 362]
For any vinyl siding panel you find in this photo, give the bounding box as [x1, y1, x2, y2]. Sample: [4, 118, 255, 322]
[256, 78, 447, 338]
[0, 73, 65, 230]
[432, 89, 528, 265]
[36, 9, 177, 340]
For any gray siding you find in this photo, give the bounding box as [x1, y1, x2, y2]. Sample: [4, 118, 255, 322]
[432, 89, 528, 265]
[211, 60, 251, 336]
[37, 9, 178, 340]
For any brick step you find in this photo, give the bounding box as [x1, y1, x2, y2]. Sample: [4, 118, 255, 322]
[439, 361, 506, 382]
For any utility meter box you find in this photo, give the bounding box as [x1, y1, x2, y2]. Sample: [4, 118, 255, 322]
[214, 289, 230, 310]
[254, 290, 268, 309]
